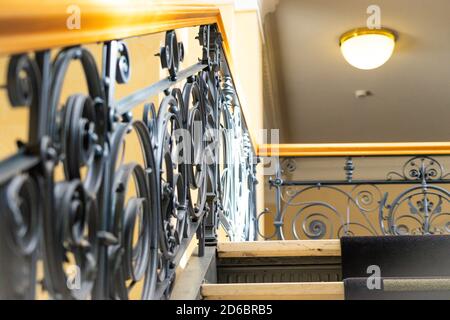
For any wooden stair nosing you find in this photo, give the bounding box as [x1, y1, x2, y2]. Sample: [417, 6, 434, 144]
[217, 240, 341, 258]
[201, 282, 344, 300]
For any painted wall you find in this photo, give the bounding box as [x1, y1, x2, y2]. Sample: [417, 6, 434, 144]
[218, 2, 266, 237]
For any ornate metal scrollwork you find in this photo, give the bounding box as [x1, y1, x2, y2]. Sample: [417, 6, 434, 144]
[105, 121, 158, 300]
[380, 185, 450, 235]
[2, 173, 41, 255]
[0, 24, 257, 300]
[7, 55, 41, 108]
[0, 52, 46, 299]
[0, 173, 41, 299]
[387, 156, 450, 181]
[264, 157, 450, 240]
[183, 77, 208, 220]
[159, 31, 184, 81]
[155, 92, 187, 260]
[29, 46, 107, 300]
[51, 180, 98, 299]
[217, 76, 257, 242]
[115, 42, 131, 84]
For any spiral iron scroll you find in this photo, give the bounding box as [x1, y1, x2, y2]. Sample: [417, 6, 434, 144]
[0, 25, 257, 299]
[262, 157, 450, 240]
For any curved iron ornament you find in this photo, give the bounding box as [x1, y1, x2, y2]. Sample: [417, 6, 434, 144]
[0, 25, 257, 299]
[262, 156, 450, 240]
[219, 77, 257, 241]
[387, 156, 450, 181]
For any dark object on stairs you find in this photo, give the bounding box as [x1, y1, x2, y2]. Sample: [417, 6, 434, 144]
[344, 278, 450, 300]
[340, 235, 450, 278]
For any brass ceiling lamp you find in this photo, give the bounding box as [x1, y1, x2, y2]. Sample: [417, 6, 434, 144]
[339, 28, 396, 70]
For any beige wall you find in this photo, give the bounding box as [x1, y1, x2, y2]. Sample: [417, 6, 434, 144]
[234, 11, 265, 227]
[218, 4, 266, 236]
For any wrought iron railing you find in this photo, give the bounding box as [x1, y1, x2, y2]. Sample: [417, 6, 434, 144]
[0, 13, 257, 300]
[262, 156, 450, 240]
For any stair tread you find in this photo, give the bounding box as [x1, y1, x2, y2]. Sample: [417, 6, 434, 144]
[201, 282, 344, 300]
[217, 240, 341, 258]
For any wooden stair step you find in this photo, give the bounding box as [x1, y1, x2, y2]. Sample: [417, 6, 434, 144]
[217, 240, 341, 258]
[201, 282, 344, 300]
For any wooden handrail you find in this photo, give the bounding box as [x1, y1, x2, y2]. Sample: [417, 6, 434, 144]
[258, 142, 450, 157]
[0, 1, 227, 55]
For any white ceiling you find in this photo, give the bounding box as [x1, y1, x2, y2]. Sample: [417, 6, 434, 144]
[275, 0, 450, 143]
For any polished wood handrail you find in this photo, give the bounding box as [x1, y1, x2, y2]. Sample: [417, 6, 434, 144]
[258, 142, 450, 157]
[0, 1, 226, 55]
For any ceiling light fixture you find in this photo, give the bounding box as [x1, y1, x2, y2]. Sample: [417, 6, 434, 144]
[339, 28, 396, 70]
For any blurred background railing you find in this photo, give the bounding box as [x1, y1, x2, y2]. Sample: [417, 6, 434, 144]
[262, 155, 450, 240]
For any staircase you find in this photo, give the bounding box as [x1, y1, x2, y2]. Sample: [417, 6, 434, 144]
[171, 240, 346, 300]
[172, 237, 450, 300]
[215, 240, 342, 284]
[203, 240, 343, 300]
